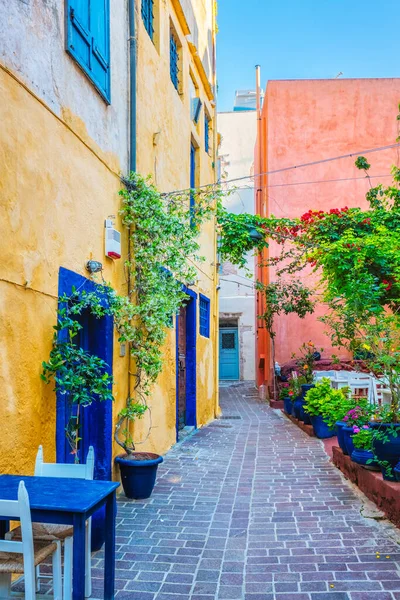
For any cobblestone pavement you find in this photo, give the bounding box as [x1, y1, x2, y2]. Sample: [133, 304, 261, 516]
[92, 384, 400, 600]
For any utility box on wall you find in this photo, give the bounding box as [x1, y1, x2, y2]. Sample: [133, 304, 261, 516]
[104, 219, 121, 259]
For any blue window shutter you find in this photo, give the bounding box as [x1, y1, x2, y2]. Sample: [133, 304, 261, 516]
[142, 0, 154, 40]
[205, 115, 210, 153]
[66, 0, 110, 102]
[170, 30, 179, 90]
[199, 295, 210, 338]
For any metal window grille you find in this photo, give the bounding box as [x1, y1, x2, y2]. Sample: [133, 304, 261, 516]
[141, 0, 154, 40]
[170, 30, 179, 90]
[205, 115, 210, 153]
[199, 296, 210, 338]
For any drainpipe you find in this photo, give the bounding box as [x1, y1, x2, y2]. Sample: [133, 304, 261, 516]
[129, 0, 137, 173]
[127, 0, 137, 405]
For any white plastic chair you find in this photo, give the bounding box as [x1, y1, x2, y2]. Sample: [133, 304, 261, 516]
[372, 378, 392, 406]
[348, 379, 373, 404]
[0, 481, 62, 600]
[9, 447, 94, 600]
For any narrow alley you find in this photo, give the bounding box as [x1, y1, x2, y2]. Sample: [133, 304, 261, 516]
[97, 385, 400, 600]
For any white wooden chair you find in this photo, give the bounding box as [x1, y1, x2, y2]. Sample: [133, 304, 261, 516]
[9, 447, 94, 600]
[0, 481, 62, 600]
[372, 378, 392, 406]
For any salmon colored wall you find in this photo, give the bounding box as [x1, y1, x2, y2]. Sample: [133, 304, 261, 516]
[256, 78, 400, 386]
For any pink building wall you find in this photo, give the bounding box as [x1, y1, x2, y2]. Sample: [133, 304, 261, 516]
[256, 78, 400, 385]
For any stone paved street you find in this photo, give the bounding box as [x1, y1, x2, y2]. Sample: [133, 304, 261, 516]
[93, 384, 400, 600]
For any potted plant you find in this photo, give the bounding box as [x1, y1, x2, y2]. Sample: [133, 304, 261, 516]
[279, 384, 293, 415]
[303, 378, 345, 439]
[290, 375, 305, 420]
[342, 405, 370, 457]
[114, 400, 163, 499]
[351, 426, 380, 470]
[292, 342, 323, 425]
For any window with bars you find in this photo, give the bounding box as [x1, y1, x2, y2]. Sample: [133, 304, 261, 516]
[141, 0, 154, 40]
[205, 114, 210, 153]
[170, 28, 179, 90]
[199, 295, 210, 338]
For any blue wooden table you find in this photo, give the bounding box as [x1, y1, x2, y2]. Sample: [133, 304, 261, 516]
[0, 475, 119, 600]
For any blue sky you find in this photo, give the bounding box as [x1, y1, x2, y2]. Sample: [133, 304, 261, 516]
[217, 0, 399, 112]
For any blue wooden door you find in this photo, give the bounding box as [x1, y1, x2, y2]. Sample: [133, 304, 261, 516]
[219, 328, 239, 380]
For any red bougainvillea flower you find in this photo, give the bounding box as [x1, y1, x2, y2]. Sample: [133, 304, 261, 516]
[382, 279, 393, 291]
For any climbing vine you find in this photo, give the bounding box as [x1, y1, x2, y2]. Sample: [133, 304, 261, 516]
[41, 288, 115, 461]
[43, 173, 225, 458]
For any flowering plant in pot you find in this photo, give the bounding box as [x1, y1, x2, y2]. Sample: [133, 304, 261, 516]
[351, 426, 380, 470]
[289, 374, 307, 421]
[342, 405, 371, 457]
[291, 343, 323, 424]
[279, 383, 293, 415]
[292, 341, 323, 387]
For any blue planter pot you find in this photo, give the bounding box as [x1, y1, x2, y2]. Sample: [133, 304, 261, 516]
[283, 397, 293, 415]
[342, 426, 356, 457]
[371, 423, 400, 482]
[301, 383, 315, 396]
[298, 399, 312, 425]
[394, 461, 400, 481]
[115, 452, 163, 499]
[293, 396, 302, 420]
[311, 415, 335, 439]
[336, 421, 348, 455]
[351, 448, 380, 470]
[300, 384, 314, 425]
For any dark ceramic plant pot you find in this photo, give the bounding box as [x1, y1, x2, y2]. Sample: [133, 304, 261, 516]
[300, 384, 314, 425]
[371, 423, 400, 482]
[311, 415, 335, 439]
[293, 396, 302, 420]
[350, 448, 380, 470]
[394, 461, 400, 482]
[336, 421, 348, 455]
[342, 426, 356, 457]
[115, 452, 163, 499]
[283, 397, 293, 415]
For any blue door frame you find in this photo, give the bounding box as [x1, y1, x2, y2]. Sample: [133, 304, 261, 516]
[56, 267, 114, 479]
[175, 286, 197, 440]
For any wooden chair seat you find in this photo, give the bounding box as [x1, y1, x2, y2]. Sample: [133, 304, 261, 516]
[9, 523, 74, 542]
[0, 540, 58, 573]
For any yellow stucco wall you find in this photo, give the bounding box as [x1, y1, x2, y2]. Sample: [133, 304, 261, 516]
[0, 65, 129, 475]
[0, 0, 218, 478]
[131, 0, 218, 455]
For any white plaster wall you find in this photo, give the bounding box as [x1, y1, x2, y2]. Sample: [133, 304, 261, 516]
[218, 110, 257, 381]
[0, 0, 129, 171]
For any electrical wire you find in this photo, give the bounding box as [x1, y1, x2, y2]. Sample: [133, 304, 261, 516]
[167, 142, 400, 196]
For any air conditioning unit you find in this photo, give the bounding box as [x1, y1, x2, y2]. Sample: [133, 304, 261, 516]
[105, 219, 121, 259]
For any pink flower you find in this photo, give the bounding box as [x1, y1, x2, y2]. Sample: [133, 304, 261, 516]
[353, 426, 360, 434]
[343, 416, 348, 421]
[362, 425, 369, 430]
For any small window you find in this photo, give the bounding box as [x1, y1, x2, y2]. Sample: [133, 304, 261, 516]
[199, 295, 210, 338]
[205, 114, 210, 153]
[170, 28, 180, 91]
[65, 0, 111, 103]
[141, 0, 154, 40]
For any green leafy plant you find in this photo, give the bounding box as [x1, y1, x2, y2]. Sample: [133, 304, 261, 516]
[352, 426, 374, 451]
[41, 288, 115, 461]
[303, 378, 354, 428]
